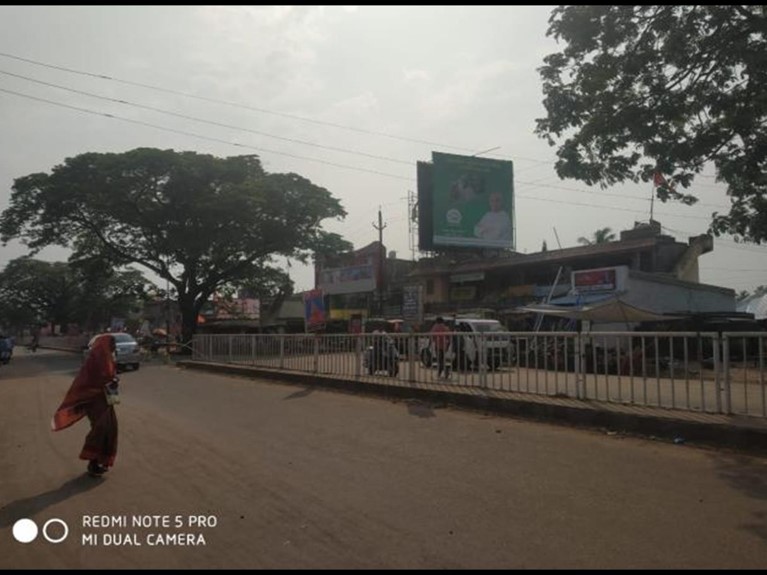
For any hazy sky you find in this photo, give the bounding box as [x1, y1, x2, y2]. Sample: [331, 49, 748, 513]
[1, 5, 765, 295]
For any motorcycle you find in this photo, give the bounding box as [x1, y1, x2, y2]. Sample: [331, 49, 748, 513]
[363, 334, 400, 377]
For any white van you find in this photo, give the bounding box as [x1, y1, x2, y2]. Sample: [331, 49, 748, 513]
[419, 318, 509, 371]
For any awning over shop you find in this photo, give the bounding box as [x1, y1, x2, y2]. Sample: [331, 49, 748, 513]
[519, 296, 682, 323]
[548, 292, 615, 306]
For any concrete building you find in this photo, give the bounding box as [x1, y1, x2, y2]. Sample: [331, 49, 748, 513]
[407, 221, 735, 328]
[315, 241, 417, 324]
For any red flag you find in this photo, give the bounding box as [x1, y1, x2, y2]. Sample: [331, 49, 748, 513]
[653, 172, 667, 187]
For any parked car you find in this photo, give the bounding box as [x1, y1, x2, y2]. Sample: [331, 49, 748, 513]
[83, 333, 141, 372]
[419, 318, 510, 371]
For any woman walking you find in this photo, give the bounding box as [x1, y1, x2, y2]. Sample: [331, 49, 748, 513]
[52, 335, 120, 477]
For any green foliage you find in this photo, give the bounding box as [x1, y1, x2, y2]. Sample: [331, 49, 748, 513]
[0, 258, 77, 330]
[68, 256, 154, 331]
[737, 285, 767, 301]
[0, 256, 153, 333]
[536, 6, 767, 242]
[577, 227, 616, 246]
[0, 148, 350, 341]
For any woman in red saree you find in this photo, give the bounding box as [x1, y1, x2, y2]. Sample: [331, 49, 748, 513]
[52, 334, 119, 476]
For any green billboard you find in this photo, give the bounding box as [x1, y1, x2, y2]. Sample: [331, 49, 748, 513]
[431, 152, 514, 249]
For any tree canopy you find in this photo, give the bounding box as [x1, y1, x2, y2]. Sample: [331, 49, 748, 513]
[536, 6, 767, 242]
[0, 258, 73, 332]
[0, 148, 350, 341]
[577, 227, 616, 246]
[0, 256, 151, 333]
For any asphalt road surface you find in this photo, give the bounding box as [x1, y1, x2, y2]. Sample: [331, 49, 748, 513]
[1, 349, 766, 569]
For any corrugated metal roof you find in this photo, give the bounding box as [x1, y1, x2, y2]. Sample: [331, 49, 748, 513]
[409, 236, 676, 277]
[548, 292, 615, 306]
[736, 294, 767, 320]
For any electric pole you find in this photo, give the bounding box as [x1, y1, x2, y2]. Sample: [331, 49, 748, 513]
[373, 206, 387, 316]
[165, 258, 171, 344]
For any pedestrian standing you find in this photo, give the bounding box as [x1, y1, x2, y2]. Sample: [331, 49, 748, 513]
[430, 317, 452, 379]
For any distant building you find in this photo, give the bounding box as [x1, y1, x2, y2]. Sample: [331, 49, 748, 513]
[196, 292, 262, 334]
[315, 241, 417, 322]
[407, 221, 734, 327]
[194, 222, 738, 335]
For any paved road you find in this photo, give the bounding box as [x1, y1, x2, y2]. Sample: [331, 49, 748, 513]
[1, 350, 767, 569]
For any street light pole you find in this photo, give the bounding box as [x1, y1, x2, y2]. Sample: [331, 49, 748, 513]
[165, 258, 171, 344]
[373, 207, 387, 316]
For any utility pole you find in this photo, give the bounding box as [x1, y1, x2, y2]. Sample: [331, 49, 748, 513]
[407, 189, 418, 262]
[373, 206, 387, 316]
[165, 258, 171, 344]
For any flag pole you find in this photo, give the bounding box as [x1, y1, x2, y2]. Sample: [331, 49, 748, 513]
[650, 179, 655, 223]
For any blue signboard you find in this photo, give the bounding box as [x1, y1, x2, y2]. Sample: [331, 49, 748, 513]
[303, 289, 326, 332]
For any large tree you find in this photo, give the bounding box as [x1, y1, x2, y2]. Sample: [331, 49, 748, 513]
[536, 6, 767, 242]
[0, 148, 350, 343]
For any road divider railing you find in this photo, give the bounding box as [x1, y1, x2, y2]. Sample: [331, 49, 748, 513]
[190, 331, 767, 419]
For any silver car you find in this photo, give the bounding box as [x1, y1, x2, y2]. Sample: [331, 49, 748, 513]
[419, 318, 509, 371]
[84, 333, 141, 372]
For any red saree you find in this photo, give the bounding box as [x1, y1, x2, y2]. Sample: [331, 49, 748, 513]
[52, 335, 119, 468]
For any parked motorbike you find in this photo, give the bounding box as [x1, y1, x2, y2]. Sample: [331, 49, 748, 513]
[364, 334, 400, 377]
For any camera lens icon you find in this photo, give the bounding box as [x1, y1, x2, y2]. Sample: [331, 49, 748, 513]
[12, 518, 69, 544]
[12, 518, 38, 543]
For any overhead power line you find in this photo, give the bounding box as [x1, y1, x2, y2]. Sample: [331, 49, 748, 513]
[0, 86, 724, 224]
[0, 68, 732, 211]
[0, 50, 562, 166]
[0, 86, 413, 180]
[0, 68, 414, 167]
[0, 51, 738, 198]
[0, 51, 481, 154]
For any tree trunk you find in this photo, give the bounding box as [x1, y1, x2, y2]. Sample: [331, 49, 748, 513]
[178, 295, 200, 352]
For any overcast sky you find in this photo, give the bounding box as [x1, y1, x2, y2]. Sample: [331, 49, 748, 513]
[1, 5, 765, 296]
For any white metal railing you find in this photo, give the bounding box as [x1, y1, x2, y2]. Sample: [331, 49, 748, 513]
[191, 331, 767, 418]
[38, 335, 90, 350]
